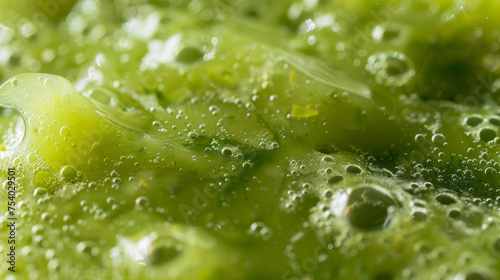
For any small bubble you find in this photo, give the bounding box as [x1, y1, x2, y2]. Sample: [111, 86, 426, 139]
[466, 116, 483, 127]
[432, 133, 445, 144]
[43, 78, 55, 89]
[188, 132, 199, 138]
[489, 117, 500, 126]
[60, 126, 71, 137]
[41, 212, 52, 221]
[345, 165, 362, 174]
[365, 51, 415, 86]
[45, 249, 55, 260]
[411, 209, 427, 221]
[135, 196, 150, 207]
[346, 186, 397, 230]
[77, 241, 99, 257]
[28, 59, 41, 72]
[21, 246, 32, 257]
[221, 147, 233, 156]
[47, 259, 60, 271]
[10, 79, 20, 87]
[176, 47, 203, 63]
[435, 193, 457, 205]
[31, 225, 44, 235]
[41, 48, 56, 63]
[60, 166, 77, 182]
[372, 25, 400, 41]
[33, 188, 48, 196]
[327, 175, 344, 185]
[249, 222, 272, 240]
[414, 134, 425, 142]
[27, 152, 37, 162]
[61, 92, 71, 103]
[479, 128, 497, 142]
[322, 155, 334, 162]
[323, 190, 334, 198]
[63, 215, 72, 223]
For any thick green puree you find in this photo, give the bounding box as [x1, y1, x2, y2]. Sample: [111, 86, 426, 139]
[1, 0, 500, 279]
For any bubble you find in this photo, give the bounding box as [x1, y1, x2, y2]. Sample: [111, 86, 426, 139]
[327, 175, 344, 185]
[485, 167, 497, 176]
[60, 166, 77, 182]
[60, 126, 71, 137]
[135, 233, 183, 266]
[466, 116, 483, 127]
[464, 211, 483, 228]
[135, 196, 150, 207]
[31, 225, 44, 235]
[414, 134, 425, 142]
[63, 215, 72, 223]
[448, 209, 461, 219]
[432, 133, 445, 144]
[33, 188, 48, 196]
[148, 242, 181, 265]
[41, 48, 56, 63]
[249, 222, 272, 240]
[413, 240, 431, 253]
[411, 209, 427, 221]
[47, 259, 60, 271]
[365, 51, 415, 86]
[479, 128, 497, 142]
[43, 78, 55, 89]
[323, 189, 334, 198]
[188, 132, 199, 138]
[322, 155, 334, 162]
[41, 212, 52, 221]
[221, 147, 233, 156]
[176, 47, 203, 63]
[346, 186, 397, 230]
[489, 117, 500, 126]
[345, 165, 362, 174]
[10, 79, 21, 87]
[77, 241, 99, 257]
[45, 249, 55, 260]
[208, 105, 219, 115]
[32, 235, 44, 246]
[28, 59, 41, 72]
[21, 246, 32, 257]
[27, 152, 37, 162]
[61, 92, 71, 103]
[435, 193, 457, 205]
[372, 25, 400, 41]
